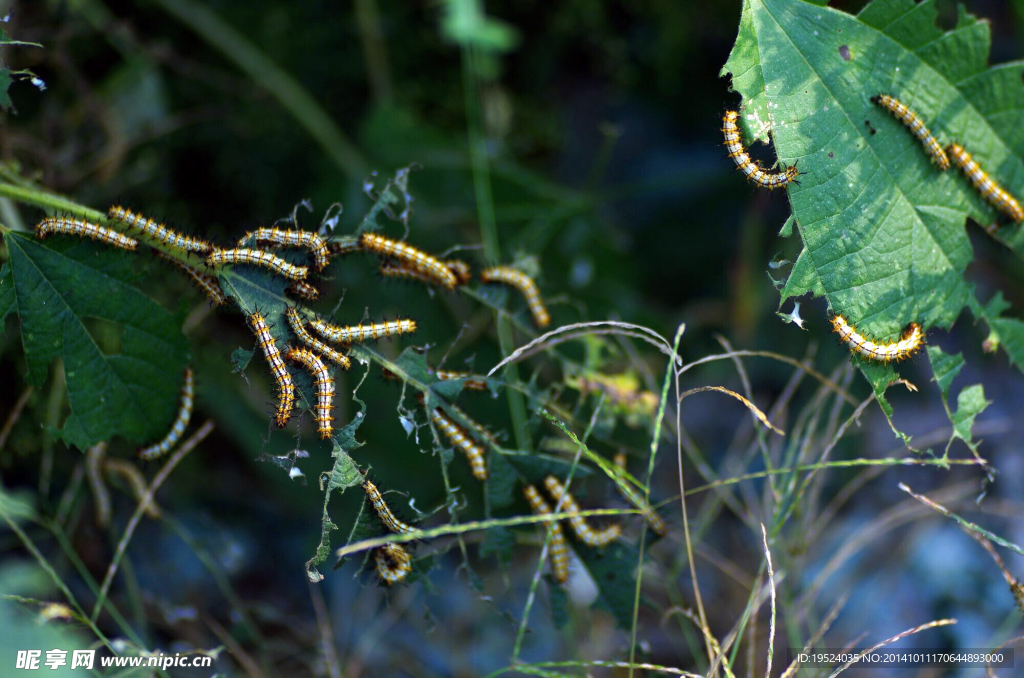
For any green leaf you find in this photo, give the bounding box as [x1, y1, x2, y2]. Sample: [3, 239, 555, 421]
[479, 526, 515, 568]
[949, 384, 990, 451]
[927, 345, 965, 400]
[3, 233, 188, 447]
[571, 540, 639, 629]
[0, 263, 15, 325]
[724, 0, 1024, 435]
[306, 396, 367, 582]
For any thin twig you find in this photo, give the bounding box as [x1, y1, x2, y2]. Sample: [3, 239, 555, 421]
[0, 386, 32, 451]
[91, 420, 214, 621]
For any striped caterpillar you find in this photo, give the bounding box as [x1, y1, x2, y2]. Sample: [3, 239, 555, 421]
[374, 542, 412, 584]
[829, 315, 924, 362]
[380, 260, 473, 288]
[138, 368, 194, 461]
[247, 312, 295, 427]
[613, 453, 667, 536]
[153, 251, 227, 306]
[446, 260, 472, 285]
[327, 238, 361, 257]
[543, 475, 621, 547]
[429, 407, 488, 480]
[947, 143, 1024, 222]
[871, 95, 949, 170]
[237, 228, 330, 271]
[309, 317, 417, 344]
[363, 479, 415, 534]
[107, 206, 211, 254]
[36, 216, 138, 252]
[285, 347, 335, 439]
[435, 370, 487, 391]
[360, 232, 458, 289]
[285, 308, 351, 369]
[522, 484, 570, 584]
[208, 248, 309, 281]
[721, 110, 799, 189]
[287, 281, 320, 301]
[479, 266, 550, 328]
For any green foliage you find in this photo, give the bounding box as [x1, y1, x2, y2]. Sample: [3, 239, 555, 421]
[723, 0, 1024, 441]
[1, 233, 188, 449]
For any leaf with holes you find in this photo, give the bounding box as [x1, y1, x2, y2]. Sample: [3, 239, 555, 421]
[2, 232, 188, 448]
[724, 0, 1024, 440]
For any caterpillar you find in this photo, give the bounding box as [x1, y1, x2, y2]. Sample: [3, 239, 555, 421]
[523, 484, 570, 584]
[363, 479, 415, 534]
[613, 453, 667, 536]
[374, 543, 412, 584]
[543, 475, 621, 547]
[247, 312, 296, 427]
[153, 251, 227, 306]
[721, 110, 799, 189]
[871, 94, 949, 170]
[208, 248, 309, 281]
[829, 315, 924, 362]
[107, 206, 211, 254]
[285, 308, 351, 369]
[359, 232, 458, 289]
[947, 143, 1024, 222]
[429, 407, 488, 480]
[479, 267, 551, 328]
[138, 367, 194, 461]
[36, 216, 138, 252]
[378, 261, 439, 285]
[435, 370, 487, 391]
[309, 317, 417, 344]
[327, 238, 361, 257]
[285, 347, 335, 439]
[286, 280, 320, 301]
[446, 260, 472, 285]
[237, 228, 330, 271]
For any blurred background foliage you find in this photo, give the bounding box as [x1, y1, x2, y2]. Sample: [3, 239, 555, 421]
[1, 0, 1023, 676]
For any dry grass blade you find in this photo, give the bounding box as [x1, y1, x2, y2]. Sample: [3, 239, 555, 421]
[680, 386, 784, 436]
[91, 420, 215, 621]
[486, 320, 679, 377]
[899, 483, 1024, 556]
[826, 618, 957, 678]
[779, 593, 849, 678]
[761, 524, 776, 678]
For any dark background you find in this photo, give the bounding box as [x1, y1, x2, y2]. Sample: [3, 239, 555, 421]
[1, 0, 1022, 676]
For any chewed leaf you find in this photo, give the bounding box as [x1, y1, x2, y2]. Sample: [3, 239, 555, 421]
[3, 232, 188, 448]
[725, 0, 1024, 433]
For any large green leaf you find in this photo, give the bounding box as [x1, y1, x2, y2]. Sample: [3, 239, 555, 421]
[723, 0, 1024, 430]
[2, 232, 188, 448]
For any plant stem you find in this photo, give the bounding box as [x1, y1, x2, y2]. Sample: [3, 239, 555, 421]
[461, 44, 529, 451]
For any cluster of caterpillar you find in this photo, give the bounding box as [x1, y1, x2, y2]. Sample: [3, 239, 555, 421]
[137, 368, 194, 461]
[236, 227, 330, 270]
[285, 308, 351, 369]
[721, 110, 799, 190]
[868, 95, 1023, 222]
[363, 479, 416, 584]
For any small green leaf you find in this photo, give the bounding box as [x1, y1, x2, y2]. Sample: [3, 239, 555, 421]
[950, 384, 991, 451]
[479, 526, 514, 568]
[927, 345, 965, 400]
